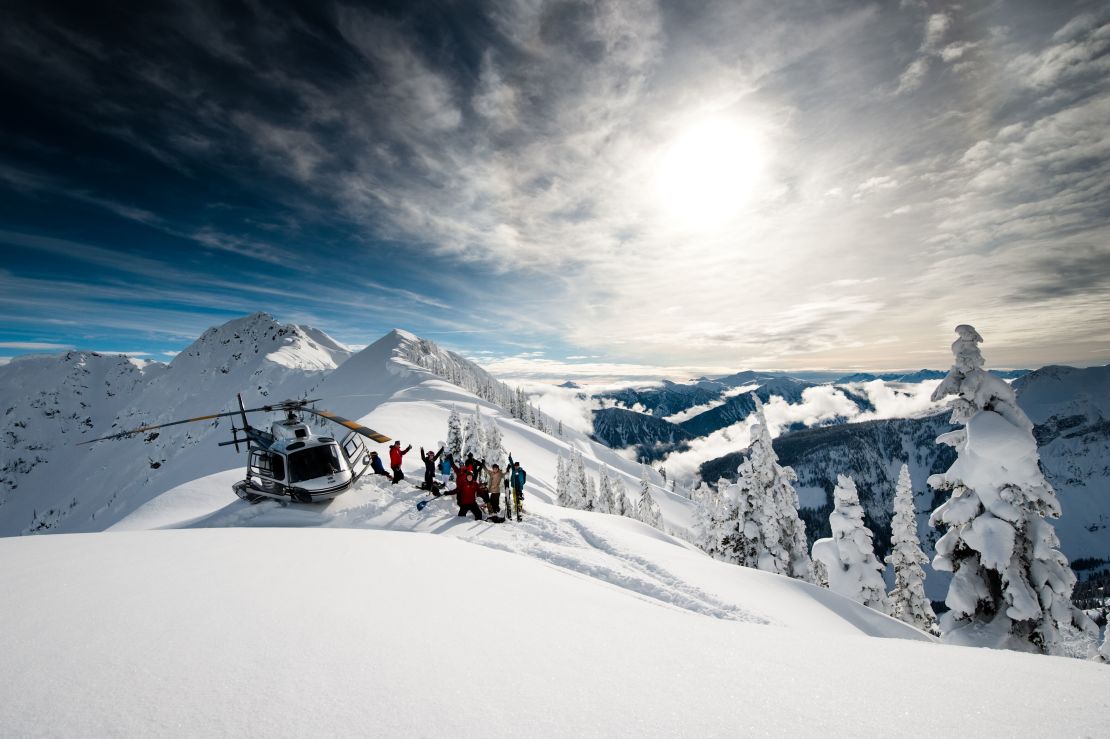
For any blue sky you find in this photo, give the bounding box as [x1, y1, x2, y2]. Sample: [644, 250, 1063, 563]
[2, 0, 1108, 376]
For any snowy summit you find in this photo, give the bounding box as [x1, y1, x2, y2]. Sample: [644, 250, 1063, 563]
[1, 316, 1108, 736]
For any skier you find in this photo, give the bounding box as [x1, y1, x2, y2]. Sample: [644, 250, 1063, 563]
[419, 446, 443, 493]
[450, 461, 483, 520]
[509, 457, 526, 515]
[368, 451, 391, 478]
[389, 441, 412, 484]
[486, 463, 505, 514]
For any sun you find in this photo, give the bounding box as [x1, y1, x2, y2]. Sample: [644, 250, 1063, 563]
[655, 118, 766, 228]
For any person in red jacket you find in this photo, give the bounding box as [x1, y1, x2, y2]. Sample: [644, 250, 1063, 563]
[389, 441, 412, 484]
[450, 460, 484, 520]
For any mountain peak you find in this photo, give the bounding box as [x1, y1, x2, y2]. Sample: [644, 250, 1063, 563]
[171, 314, 351, 374]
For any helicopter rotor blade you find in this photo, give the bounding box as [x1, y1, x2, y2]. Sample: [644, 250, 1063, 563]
[302, 407, 391, 443]
[76, 409, 251, 445]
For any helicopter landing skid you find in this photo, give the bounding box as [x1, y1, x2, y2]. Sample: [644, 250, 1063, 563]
[233, 480, 332, 505]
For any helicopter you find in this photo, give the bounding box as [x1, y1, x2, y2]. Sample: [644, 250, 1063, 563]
[79, 395, 391, 504]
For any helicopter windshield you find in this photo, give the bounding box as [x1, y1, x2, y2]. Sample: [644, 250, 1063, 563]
[287, 444, 343, 483]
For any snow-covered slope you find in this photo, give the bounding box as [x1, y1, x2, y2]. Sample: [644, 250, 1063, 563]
[3, 317, 1108, 735]
[0, 313, 350, 535]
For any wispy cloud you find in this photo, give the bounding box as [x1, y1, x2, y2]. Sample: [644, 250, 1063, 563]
[0, 341, 73, 350]
[0, 2, 1107, 371]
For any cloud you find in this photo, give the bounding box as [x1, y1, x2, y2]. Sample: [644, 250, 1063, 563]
[1, 2, 1108, 371]
[661, 379, 950, 482]
[0, 341, 74, 350]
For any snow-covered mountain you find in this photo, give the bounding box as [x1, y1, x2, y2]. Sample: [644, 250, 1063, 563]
[592, 406, 694, 458]
[699, 364, 1110, 599]
[0, 313, 350, 534]
[596, 380, 721, 417]
[2, 314, 1107, 734]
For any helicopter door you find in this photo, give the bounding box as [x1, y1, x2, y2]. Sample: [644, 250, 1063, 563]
[249, 450, 285, 492]
[340, 431, 371, 479]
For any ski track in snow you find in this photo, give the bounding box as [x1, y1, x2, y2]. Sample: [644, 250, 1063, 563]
[152, 475, 767, 625]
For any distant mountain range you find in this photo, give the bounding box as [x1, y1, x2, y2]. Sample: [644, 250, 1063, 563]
[697, 364, 1110, 598]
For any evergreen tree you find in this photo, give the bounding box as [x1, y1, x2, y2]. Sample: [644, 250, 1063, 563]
[472, 405, 487, 461]
[929, 325, 1095, 654]
[637, 465, 662, 529]
[708, 479, 743, 564]
[572, 450, 590, 510]
[613, 480, 631, 517]
[886, 464, 939, 634]
[446, 407, 463, 460]
[555, 455, 572, 508]
[691, 482, 716, 552]
[461, 414, 475, 458]
[485, 418, 504, 467]
[597, 465, 615, 515]
[1096, 631, 1110, 664]
[813, 558, 829, 589]
[732, 397, 814, 581]
[812, 475, 890, 613]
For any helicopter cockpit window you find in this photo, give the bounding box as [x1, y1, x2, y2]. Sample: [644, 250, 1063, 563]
[250, 451, 285, 481]
[288, 443, 343, 483]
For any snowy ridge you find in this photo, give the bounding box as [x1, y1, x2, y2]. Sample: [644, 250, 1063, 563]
[0, 313, 350, 534]
[2, 316, 1109, 734]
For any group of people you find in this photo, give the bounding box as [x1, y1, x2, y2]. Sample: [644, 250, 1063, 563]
[368, 440, 526, 521]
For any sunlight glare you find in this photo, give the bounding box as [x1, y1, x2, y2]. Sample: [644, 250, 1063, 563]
[655, 118, 766, 228]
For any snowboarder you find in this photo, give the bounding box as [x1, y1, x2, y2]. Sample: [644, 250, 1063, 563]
[419, 446, 443, 493]
[389, 441, 412, 484]
[368, 451, 391, 478]
[509, 457, 526, 515]
[486, 463, 505, 514]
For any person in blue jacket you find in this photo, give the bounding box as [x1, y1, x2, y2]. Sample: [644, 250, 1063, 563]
[438, 449, 453, 489]
[508, 455, 526, 511]
[368, 451, 391, 478]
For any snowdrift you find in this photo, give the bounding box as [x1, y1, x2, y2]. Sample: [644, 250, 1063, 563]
[2, 527, 1108, 737]
[3, 316, 1109, 736]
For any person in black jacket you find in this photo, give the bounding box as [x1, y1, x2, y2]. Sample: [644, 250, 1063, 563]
[419, 446, 443, 493]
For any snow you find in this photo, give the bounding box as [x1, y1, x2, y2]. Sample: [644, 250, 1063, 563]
[4, 316, 1110, 735]
[2, 525, 1109, 737]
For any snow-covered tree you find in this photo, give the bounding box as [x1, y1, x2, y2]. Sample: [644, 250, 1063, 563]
[560, 449, 589, 510]
[812, 558, 829, 589]
[613, 479, 631, 517]
[555, 455, 572, 508]
[691, 482, 716, 552]
[472, 405, 487, 461]
[585, 477, 597, 511]
[461, 414, 475, 458]
[446, 407, 463, 460]
[637, 465, 662, 529]
[929, 325, 1095, 654]
[732, 397, 814, 581]
[597, 465, 615, 515]
[484, 418, 503, 468]
[886, 464, 939, 634]
[1096, 631, 1110, 664]
[570, 450, 587, 510]
[812, 475, 890, 613]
